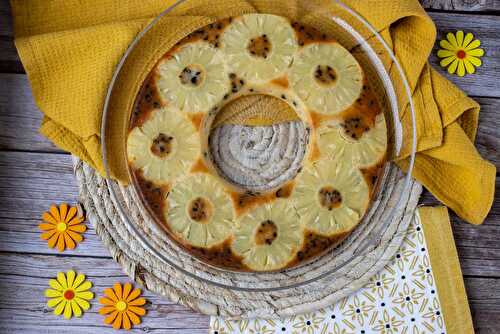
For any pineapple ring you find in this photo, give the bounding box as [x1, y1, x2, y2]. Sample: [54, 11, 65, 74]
[166, 173, 235, 248]
[127, 18, 389, 272]
[206, 84, 312, 192]
[291, 158, 370, 236]
[221, 14, 298, 83]
[318, 113, 387, 168]
[156, 41, 230, 113]
[127, 106, 200, 184]
[232, 200, 303, 271]
[289, 42, 363, 115]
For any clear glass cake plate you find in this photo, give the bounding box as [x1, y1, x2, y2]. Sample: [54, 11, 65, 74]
[101, 0, 417, 292]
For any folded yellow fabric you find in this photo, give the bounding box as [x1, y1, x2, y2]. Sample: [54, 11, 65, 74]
[11, 0, 496, 225]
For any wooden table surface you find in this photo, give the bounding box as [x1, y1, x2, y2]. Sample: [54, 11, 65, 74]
[0, 1, 498, 333]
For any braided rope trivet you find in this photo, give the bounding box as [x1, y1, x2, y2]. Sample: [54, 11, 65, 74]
[73, 158, 422, 318]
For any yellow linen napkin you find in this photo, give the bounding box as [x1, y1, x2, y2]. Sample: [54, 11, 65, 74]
[11, 0, 496, 225]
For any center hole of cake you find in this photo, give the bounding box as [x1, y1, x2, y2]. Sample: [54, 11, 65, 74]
[208, 94, 309, 192]
[255, 220, 278, 245]
[179, 64, 205, 87]
[151, 133, 174, 158]
[318, 186, 342, 210]
[188, 197, 213, 223]
[314, 65, 337, 86]
[247, 35, 272, 59]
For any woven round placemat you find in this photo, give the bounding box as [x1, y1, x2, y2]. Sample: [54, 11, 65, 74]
[74, 157, 422, 318]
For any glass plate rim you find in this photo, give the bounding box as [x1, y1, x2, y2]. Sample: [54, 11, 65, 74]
[100, 0, 418, 292]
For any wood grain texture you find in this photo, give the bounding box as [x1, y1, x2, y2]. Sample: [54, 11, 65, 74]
[428, 12, 500, 98]
[420, 175, 500, 278]
[421, 0, 500, 12]
[0, 74, 61, 153]
[0, 252, 209, 333]
[0, 2, 13, 36]
[0, 150, 497, 276]
[465, 277, 500, 334]
[1, 73, 498, 165]
[0, 251, 498, 333]
[0, 151, 112, 257]
[0, 0, 499, 333]
[1, 3, 500, 94]
[0, 1, 21, 73]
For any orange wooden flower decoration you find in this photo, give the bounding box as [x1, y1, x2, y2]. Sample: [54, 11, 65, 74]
[99, 283, 147, 330]
[39, 203, 86, 252]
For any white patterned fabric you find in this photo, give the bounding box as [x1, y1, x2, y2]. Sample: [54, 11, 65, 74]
[210, 213, 447, 334]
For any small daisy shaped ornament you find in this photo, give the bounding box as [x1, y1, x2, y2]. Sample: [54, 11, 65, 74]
[45, 270, 94, 319]
[39, 203, 87, 252]
[99, 283, 147, 330]
[437, 31, 484, 76]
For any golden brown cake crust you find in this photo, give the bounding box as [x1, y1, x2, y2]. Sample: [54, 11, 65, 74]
[126, 16, 387, 272]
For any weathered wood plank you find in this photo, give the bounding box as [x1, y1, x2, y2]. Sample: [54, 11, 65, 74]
[464, 277, 500, 333]
[0, 36, 18, 61]
[0, 74, 61, 152]
[0, 151, 115, 257]
[1, 72, 498, 164]
[474, 97, 500, 168]
[1, 4, 500, 98]
[0, 2, 499, 332]
[0, 151, 78, 219]
[1, 150, 499, 280]
[428, 12, 500, 98]
[1, 0, 498, 32]
[421, 0, 500, 12]
[0, 37, 23, 73]
[0, 252, 499, 334]
[420, 175, 500, 278]
[0, 1, 22, 73]
[0, 252, 210, 334]
[0, 1, 13, 36]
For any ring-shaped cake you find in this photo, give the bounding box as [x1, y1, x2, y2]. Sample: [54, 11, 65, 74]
[126, 14, 388, 272]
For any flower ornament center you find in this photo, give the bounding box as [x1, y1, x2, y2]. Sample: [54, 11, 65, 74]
[179, 64, 205, 87]
[247, 34, 272, 58]
[150, 133, 174, 158]
[63, 289, 75, 300]
[56, 222, 67, 232]
[456, 49, 466, 59]
[318, 186, 342, 210]
[115, 300, 128, 312]
[255, 220, 278, 245]
[314, 65, 337, 86]
[188, 197, 213, 223]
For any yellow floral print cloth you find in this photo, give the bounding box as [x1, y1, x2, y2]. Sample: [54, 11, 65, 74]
[10, 0, 496, 225]
[210, 207, 474, 334]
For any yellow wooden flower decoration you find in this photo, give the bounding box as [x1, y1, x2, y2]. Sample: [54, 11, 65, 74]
[45, 270, 94, 319]
[437, 31, 484, 76]
[39, 203, 87, 252]
[99, 283, 147, 330]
